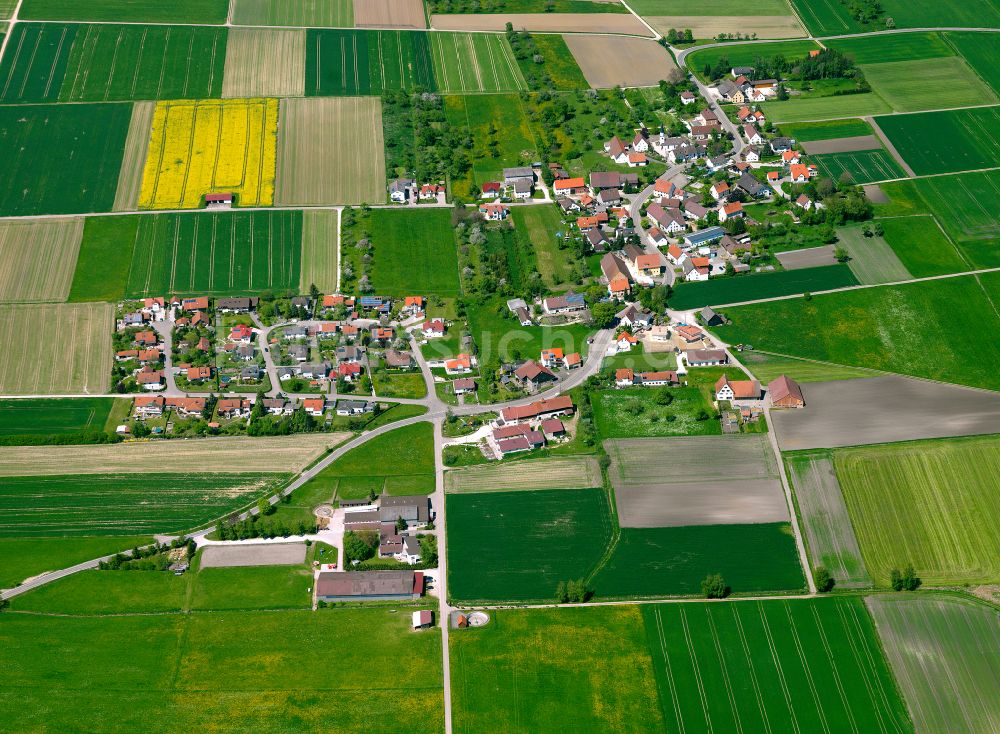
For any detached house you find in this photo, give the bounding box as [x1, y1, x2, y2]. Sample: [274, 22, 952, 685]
[600, 253, 633, 299]
[715, 374, 763, 407]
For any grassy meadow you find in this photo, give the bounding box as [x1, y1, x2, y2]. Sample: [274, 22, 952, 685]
[668, 264, 858, 308]
[878, 216, 969, 277]
[592, 388, 721, 438]
[0, 398, 117, 439]
[0, 535, 151, 589]
[368, 209, 460, 295]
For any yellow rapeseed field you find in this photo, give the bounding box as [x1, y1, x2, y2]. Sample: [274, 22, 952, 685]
[138, 98, 278, 209]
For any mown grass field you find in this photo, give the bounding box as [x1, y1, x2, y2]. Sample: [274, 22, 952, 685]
[451, 605, 665, 733]
[791, 0, 1000, 35]
[430, 33, 526, 93]
[0, 302, 112, 395]
[876, 106, 1000, 176]
[0, 397, 116, 438]
[668, 264, 858, 309]
[190, 565, 315, 611]
[947, 30, 1000, 95]
[305, 29, 436, 95]
[232, 0, 354, 26]
[68, 216, 139, 301]
[813, 149, 904, 184]
[447, 487, 613, 601]
[867, 595, 1000, 734]
[0, 535, 151, 589]
[0, 473, 291, 537]
[593, 523, 805, 597]
[593, 388, 721, 438]
[688, 40, 819, 81]
[222, 28, 305, 98]
[138, 98, 278, 209]
[444, 456, 602, 493]
[368, 208, 459, 295]
[827, 31, 955, 64]
[0, 607, 444, 732]
[19, 0, 230, 22]
[863, 57, 995, 112]
[762, 92, 891, 123]
[716, 275, 1000, 391]
[0, 217, 83, 303]
[124, 210, 302, 297]
[300, 209, 339, 292]
[0, 103, 131, 216]
[836, 225, 912, 284]
[878, 216, 970, 277]
[740, 350, 880, 382]
[510, 205, 574, 287]
[644, 598, 912, 733]
[835, 435, 1000, 586]
[776, 117, 873, 141]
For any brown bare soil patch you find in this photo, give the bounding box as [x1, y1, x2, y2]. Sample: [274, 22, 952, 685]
[355, 0, 426, 28]
[775, 245, 837, 270]
[564, 34, 676, 88]
[646, 15, 804, 38]
[432, 13, 651, 35]
[801, 135, 881, 154]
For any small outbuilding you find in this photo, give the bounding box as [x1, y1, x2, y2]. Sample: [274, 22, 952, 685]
[412, 610, 434, 629]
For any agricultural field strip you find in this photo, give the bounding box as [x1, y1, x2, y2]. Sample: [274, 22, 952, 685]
[0, 433, 348, 476]
[443, 456, 603, 492]
[836, 227, 913, 284]
[222, 27, 305, 98]
[299, 209, 339, 293]
[0, 217, 84, 303]
[113, 101, 156, 212]
[430, 33, 525, 93]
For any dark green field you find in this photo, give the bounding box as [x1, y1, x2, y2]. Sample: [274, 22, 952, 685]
[369, 209, 460, 296]
[668, 265, 858, 309]
[948, 31, 1000, 95]
[716, 275, 1000, 391]
[124, 211, 302, 297]
[0, 398, 115, 438]
[0, 473, 290, 537]
[592, 523, 805, 597]
[688, 40, 820, 81]
[876, 106, 1000, 176]
[0, 536, 151, 589]
[813, 149, 905, 184]
[776, 118, 873, 142]
[19, 0, 229, 23]
[827, 31, 954, 63]
[305, 29, 436, 96]
[0, 23, 77, 102]
[0, 103, 131, 216]
[879, 216, 970, 277]
[447, 487, 612, 602]
[792, 0, 1000, 35]
[68, 215, 139, 302]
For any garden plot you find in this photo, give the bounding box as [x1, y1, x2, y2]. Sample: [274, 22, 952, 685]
[222, 28, 305, 98]
[770, 376, 1000, 450]
[0, 217, 84, 303]
[231, 0, 354, 26]
[565, 35, 677, 88]
[200, 543, 307, 568]
[785, 451, 870, 587]
[836, 226, 912, 284]
[605, 435, 787, 528]
[430, 33, 526, 93]
[300, 209, 340, 293]
[431, 13, 651, 34]
[774, 245, 836, 270]
[354, 0, 426, 28]
[275, 96, 386, 205]
[444, 456, 602, 493]
[0, 303, 112, 395]
[112, 101, 156, 212]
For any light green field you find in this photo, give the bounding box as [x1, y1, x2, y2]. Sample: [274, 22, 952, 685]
[739, 350, 881, 383]
[231, 0, 354, 26]
[762, 92, 891, 123]
[0, 536, 151, 590]
[827, 31, 955, 64]
[836, 225, 913, 284]
[0, 217, 83, 303]
[835, 435, 1000, 586]
[300, 209, 339, 292]
[878, 216, 970, 277]
[628, 0, 792, 13]
[867, 595, 1000, 734]
[430, 33, 526, 93]
[861, 57, 996, 112]
[813, 149, 905, 185]
[510, 205, 574, 288]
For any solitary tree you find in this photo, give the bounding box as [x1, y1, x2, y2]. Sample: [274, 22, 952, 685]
[701, 573, 729, 599]
[814, 566, 835, 593]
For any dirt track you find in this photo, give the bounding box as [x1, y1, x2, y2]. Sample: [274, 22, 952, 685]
[565, 35, 677, 87]
[431, 13, 651, 35]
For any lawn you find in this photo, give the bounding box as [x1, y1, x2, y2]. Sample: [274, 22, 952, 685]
[688, 40, 819, 81]
[775, 117, 873, 141]
[430, 33, 526, 93]
[863, 57, 995, 112]
[644, 598, 912, 732]
[0, 535, 151, 589]
[466, 297, 593, 363]
[0, 398, 117, 439]
[447, 487, 613, 602]
[0, 217, 84, 303]
[305, 29, 436, 95]
[12, 569, 191, 613]
[124, 210, 302, 297]
[714, 275, 1000, 391]
[836, 225, 912, 284]
[0, 607, 444, 732]
[592, 388, 720, 438]
[592, 523, 805, 597]
[875, 106, 1000, 176]
[0, 473, 291, 537]
[0, 103, 131, 216]
[0, 23, 78, 102]
[762, 92, 892, 123]
[827, 31, 955, 64]
[867, 595, 1000, 734]
[511, 205, 575, 288]
[667, 264, 858, 308]
[834, 435, 1000, 586]
[948, 30, 1000, 96]
[190, 565, 314, 610]
[68, 216, 139, 301]
[370, 370, 428, 399]
[878, 216, 969, 277]
[450, 605, 666, 734]
[19, 0, 230, 22]
[812, 149, 904, 184]
[300, 422, 435, 500]
[792, 0, 1000, 35]
[368, 208, 460, 295]
[231, 0, 354, 26]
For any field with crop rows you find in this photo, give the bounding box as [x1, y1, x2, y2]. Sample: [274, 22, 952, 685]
[444, 456, 602, 492]
[232, 0, 354, 27]
[835, 435, 1000, 586]
[644, 598, 912, 733]
[123, 210, 301, 297]
[430, 32, 526, 93]
[862, 57, 995, 112]
[0, 472, 290, 537]
[878, 216, 969, 277]
[775, 118, 874, 141]
[300, 210, 340, 293]
[785, 451, 871, 587]
[0, 433, 346, 477]
[762, 93, 891, 123]
[947, 30, 1000, 95]
[0, 23, 77, 102]
[0, 398, 115, 438]
[828, 31, 954, 64]
[19, 0, 230, 23]
[876, 106, 1000, 176]
[447, 487, 613, 601]
[112, 102, 157, 212]
[222, 28, 305, 98]
[836, 225, 912, 284]
[0, 303, 112, 395]
[367, 208, 460, 294]
[275, 97, 386, 206]
[812, 149, 905, 184]
[0, 103, 131, 216]
[138, 98, 278, 210]
[0, 218, 84, 303]
[305, 29, 436, 95]
[668, 264, 857, 308]
[867, 595, 1000, 734]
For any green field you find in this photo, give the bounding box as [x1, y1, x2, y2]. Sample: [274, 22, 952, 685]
[645, 598, 912, 733]
[0, 473, 290, 537]
[868, 595, 1000, 734]
[0, 23, 77, 102]
[451, 605, 666, 734]
[947, 30, 1000, 96]
[466, 297, 593, 363]
[592, 388, 721, 438]
[232, 0, 354, 26]
[447, 487, 613, 602]
[0, 535, 151, 589]
[763, 92, 892, 123]
[688, 40, 820, 81]
[305, 29, 436, 96]
[0, 103, 131, 216]
[878, 216, 970, 277]
[739, 350, 881, 382]
[863, 57, 996, 112]
[791, 0, 1000, 35]
[836, 225, 912, 284]
[430, 33, 526, 93]
[0, 607, 443, 731]
[776, 117, 873, 141]
[813, 149, 905, 185]
[0, 397, 116, 439]
[368, 209, 460, 296]
[19, 0, 229, 22]
[123, 210, 302, 297]
[835, 435, 1000, 586]
[68, 216, 139, 301]
[510, 205, 574, 287]
[876, 106, 1000, 176]
[530, 34, 589, 90]
[628, 0, 793, 13]
[716, 275, 1000, 391]
[592, 523, 805, 597]
[190, 565, 314, 611]
[668, 265, 858, 309]
[300, 422, 435, 500]
[827, 31, 955, 63]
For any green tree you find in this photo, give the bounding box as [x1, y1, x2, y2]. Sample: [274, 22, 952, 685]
[131, 420, 151, 438]
[555, 580, 568, 603]
[701, 573, 729, 598]
[591, 301, 619, 329]
[814, 566, 835, 592]
[901, 564, 921, 591]
[889, 568, 903, 591]
[655, 387, 674, 406]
